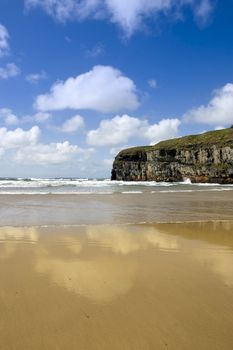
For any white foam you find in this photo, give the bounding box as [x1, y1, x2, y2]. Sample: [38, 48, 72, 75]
[0, 177, 232, 194]
[182, 178, 192, 184]
[121, 191, 143, 194]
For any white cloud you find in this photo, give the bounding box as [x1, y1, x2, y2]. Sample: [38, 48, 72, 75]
[26, 70, 47, 84]
[14, 141, 91, 165]
[0, 108, 19, 125]
[0, 108, 52, 125]
[148, 79, 157, 88]
[0, 63, 20, 79]
[33, 112, 52, 123]
[25, 0, 213, 37]
[104, 0, 174, 37]
[0, 124, 94, 166]
[183, 83, 233, 126]
[23, 112, 52, 123]
[0, 126, 40, 150]
[87, 115, 145, 146]
[35, 65, 139, 113]
[86, 114, 180, 146]
[60, 115, 84, 133]
[0, 24, 9, 57]
[141, 118, 181, 145]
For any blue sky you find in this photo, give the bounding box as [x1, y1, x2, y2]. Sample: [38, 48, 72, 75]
[0, 0, 232, 178]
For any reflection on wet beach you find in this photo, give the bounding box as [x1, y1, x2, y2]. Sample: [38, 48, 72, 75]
[0, 227, 39, 260]
[0, 222, 233, 349]
[86, 225, 179, 254]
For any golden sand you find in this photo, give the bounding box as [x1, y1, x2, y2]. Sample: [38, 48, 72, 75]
[0, 222, 233, 349]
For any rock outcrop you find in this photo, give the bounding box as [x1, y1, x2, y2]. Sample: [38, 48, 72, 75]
[111, 128, 233, 183]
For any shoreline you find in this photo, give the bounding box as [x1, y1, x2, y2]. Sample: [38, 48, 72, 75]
[0, 187, 233, 195]
[0, 191, 233, 226]
[1, 219, 233, 229]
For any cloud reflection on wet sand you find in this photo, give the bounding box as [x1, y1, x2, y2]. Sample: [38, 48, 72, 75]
[0, 223, 233, 350]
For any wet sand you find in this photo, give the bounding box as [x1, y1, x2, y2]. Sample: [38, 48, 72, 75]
[1, 191, 233, 226]
[0, 222, 233, 349]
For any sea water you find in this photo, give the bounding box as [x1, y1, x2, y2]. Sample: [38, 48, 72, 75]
[0, 177, 232, 195]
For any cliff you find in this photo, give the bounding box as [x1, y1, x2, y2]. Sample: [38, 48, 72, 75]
[111, 128, 233, 183]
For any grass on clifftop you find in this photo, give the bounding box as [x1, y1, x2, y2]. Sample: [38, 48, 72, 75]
[118, 128, 233, 156]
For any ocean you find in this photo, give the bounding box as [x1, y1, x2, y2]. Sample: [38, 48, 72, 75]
[0, 177, 233, 195]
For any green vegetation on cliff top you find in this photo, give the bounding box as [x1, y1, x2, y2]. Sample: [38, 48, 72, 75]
[118, 128, 233, 156]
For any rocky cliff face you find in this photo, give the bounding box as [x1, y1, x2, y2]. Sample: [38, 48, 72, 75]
[111, 128, 233, 183]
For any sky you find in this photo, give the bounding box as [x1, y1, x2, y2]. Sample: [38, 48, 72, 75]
[0, 0, 233, 178]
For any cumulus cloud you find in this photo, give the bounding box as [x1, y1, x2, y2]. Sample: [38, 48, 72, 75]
[60, 115, 84, 133]
[0, 63, 21, 79]
[25, 0, 213, 37]
[0, 108, 19, 125]
[35, 65, 139, 113]
[183, 83, 233, 126]
[87, 115, 145, 146]
[0, 126, 40, 150]
[142, 118, 181, 144]
[0, 108, 52, 125]
[0, 124, 93, 166]
[26, 70, 47, 84]
[86, 114, 180, 146]
[0, 24, 9, 57]
[14, 141, 92, 165]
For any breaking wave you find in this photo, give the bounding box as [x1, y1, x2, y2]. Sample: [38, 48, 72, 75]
[0, 177, 232, 194]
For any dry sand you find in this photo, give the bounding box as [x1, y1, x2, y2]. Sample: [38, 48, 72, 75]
[0, 222, 233, 349]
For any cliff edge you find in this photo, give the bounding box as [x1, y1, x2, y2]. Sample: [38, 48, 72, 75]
[111, 128, 233, 183]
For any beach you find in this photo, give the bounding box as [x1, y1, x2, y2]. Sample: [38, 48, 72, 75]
[2, 0, 233, 348]
[0, 221, 233, 350]
[0, 187, 233, 349]
[1, 190, 233, 226]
